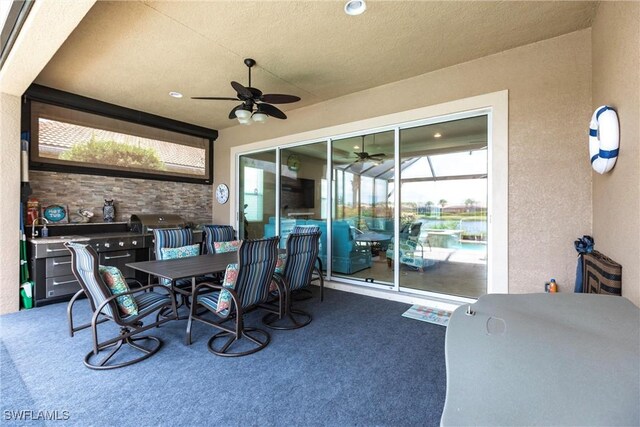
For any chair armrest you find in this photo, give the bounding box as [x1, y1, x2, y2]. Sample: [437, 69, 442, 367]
[192, 281, 225, 300]
[93, 284, 173, 319]
[124, 278, 144, 289]
[271, 272, 288, 294]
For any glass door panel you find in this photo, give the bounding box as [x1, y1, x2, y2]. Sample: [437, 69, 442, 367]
[279, 141, 328, 250]
[331, 130, 394, 285]
[398, 116, 488, 298]
[238, 150, 276, 241]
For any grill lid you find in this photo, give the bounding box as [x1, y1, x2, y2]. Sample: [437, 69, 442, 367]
[129, 214, 186, 233]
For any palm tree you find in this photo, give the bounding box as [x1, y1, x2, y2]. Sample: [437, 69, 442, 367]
[438, 199, 447, 208]
[464, 198, 475, 213]
[425, 201, 434, 215]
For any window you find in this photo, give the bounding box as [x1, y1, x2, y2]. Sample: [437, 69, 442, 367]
[25, 86, 216, 184]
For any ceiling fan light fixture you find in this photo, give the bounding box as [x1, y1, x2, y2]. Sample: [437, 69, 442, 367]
[238, 117, 252, 125]
[344, 0, 366, 16]
[252, 111, 268, 123]
[235, 108, 252, 120]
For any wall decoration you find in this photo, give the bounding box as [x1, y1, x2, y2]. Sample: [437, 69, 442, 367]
[216, 183, 229, 204]
[41, 204, 68, 223]
[103, 199, 115, 222]
[589, 105, 619, 174]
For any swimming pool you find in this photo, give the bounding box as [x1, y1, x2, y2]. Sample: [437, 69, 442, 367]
[455, 241, 487, 252]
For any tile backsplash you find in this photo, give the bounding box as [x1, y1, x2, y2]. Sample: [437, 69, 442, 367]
[29, 171, 213, 224]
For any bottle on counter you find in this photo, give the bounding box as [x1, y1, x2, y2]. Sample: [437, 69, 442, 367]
[547, 278, 558, 293]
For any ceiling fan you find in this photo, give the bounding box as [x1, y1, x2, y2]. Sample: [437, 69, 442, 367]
[354, 135, 386, 162]
[191, 58, 301, 124]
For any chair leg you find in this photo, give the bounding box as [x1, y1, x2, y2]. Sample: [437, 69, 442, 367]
[263, 310, 312, 330]
[317, 267, 325, 302]
[207, 328, 270, 357]
[84, 327, 163, 370]
[263, 286, 312, 330]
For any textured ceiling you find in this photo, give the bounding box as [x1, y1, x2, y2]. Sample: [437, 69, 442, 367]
[35, 0, 597, 131]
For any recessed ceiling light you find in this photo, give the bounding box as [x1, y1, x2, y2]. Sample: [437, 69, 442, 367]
[434, 133, 442, 138]
[344, 0, 366, 16]
[169, 91, 183, 99]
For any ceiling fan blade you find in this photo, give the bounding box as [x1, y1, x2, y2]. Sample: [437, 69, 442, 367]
[259, 103, 287, 119]
[261, 93, 301, 104]
[368, 153, 386, 158]
[191, 96, 239, 101]
[228, 104, 243, 119]
[231, 81, 253, 99]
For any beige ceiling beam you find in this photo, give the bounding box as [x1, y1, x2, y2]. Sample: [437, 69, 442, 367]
[0, 0, 96, 95]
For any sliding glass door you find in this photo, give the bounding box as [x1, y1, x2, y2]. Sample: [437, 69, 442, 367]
[331, 130, 394, 286]
[235, 110, 494, 300]
[398, 116, 488, 298]
[279, 141, 328, 250]
[238, 150, 276, 240]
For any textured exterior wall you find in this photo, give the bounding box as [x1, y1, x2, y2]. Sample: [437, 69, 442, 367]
[0, 93, 22, 314]
[591, 2, 640, 307]
[216, 30, 593, 296]
[29, 171, 213, 225]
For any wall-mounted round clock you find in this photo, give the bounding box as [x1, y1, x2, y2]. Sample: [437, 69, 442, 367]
[215, 183, 229, 204]
[287, 154, 300, 171]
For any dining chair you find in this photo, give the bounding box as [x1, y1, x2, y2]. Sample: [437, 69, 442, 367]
[263, 231, 322, 330]
[152, 228, 206, 318]
[202, 224, 236, 254]
[290, 225, 325, 301]
[186, 237, 283, 357]
[65, 242, 177, 370]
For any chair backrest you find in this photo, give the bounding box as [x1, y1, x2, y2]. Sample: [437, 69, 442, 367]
[153, 228, 194, 260]
[283, 232, 321, 291]
[409, 222, 422, 238]
[202, 225, 235, 254]
[234, 237, 279, 309]
[65, 242, 116, 318]
[291, 225, 321, 234]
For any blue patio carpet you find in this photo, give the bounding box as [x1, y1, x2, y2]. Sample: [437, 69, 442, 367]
[0, 288, 446, 426]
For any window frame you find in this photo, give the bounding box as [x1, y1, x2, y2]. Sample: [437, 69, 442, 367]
[22, 84, 217, 185]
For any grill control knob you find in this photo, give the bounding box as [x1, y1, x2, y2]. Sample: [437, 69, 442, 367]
[119, 241, 124, 247]
[104, 242, 110, 248]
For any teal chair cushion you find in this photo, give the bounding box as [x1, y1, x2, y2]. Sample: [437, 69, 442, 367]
[98, 265, 139, 316]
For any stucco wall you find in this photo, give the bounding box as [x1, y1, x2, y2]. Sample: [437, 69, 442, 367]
[214, 29, 593, 295]
[0, 93, 22, 314]
[591, 2, 640, 307]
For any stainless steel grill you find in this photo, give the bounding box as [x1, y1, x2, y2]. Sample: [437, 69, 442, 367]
[129, 214, 186, 234]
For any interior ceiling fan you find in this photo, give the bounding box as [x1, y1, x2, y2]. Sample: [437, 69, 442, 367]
[354, 135, 386, 162]
[192, 58, 301, 123]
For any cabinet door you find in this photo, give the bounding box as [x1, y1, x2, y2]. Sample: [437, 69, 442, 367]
[45, 256, 73, 277]
[100, 250, 137, 278]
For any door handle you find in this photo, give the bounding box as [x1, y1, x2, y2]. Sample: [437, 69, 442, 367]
[103, 253, 132, 260]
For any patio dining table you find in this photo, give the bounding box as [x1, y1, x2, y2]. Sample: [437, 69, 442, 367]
[127, 252, 237, 343]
